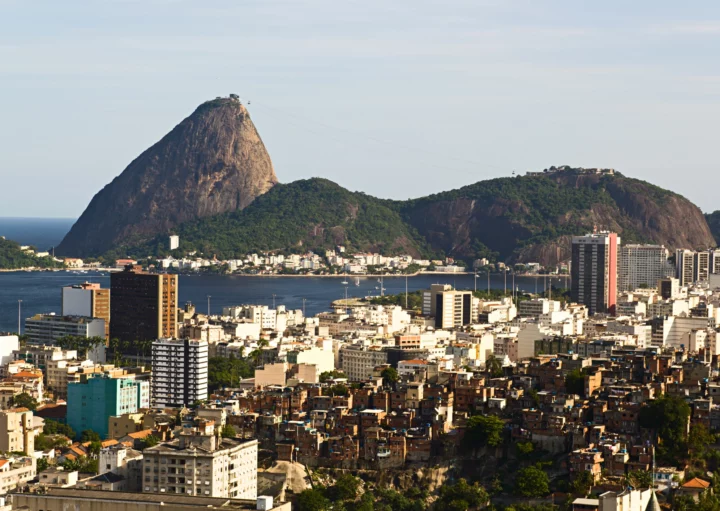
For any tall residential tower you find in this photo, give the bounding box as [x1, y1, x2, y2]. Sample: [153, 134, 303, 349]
[571, 231, 620, 315]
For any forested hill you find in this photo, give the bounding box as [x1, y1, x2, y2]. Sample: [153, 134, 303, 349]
[104, 170, 715, 267]
[106, 178, 433, 261]
[399, 171, 715, 265]
[0, 238, 64, 269]
[707, 211, 720, 246]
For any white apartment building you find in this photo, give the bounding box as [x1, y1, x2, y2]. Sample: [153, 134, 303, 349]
[619, 244, 672, 291]
[0, 456, 35, 494]
[339, 346, 389, 381]
[518, 298, 560, 318]
[151, 339, 208, 408]
[24, 314, 105, 345]
[142, 420, 258, 499]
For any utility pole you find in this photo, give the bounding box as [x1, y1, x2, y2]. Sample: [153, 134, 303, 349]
[302, 298, 306, 317]
[474, 272, 477, 292]
[504, 268, 507, 296]
[272, 294, 276, 309]
[207, 295, 211, 317]
[405, 275, 408, 309]
[487, 270, 490, 294]
[17, 300, 22, 335]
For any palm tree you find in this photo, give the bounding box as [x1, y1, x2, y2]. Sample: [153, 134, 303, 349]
[485, 355, 503, 377]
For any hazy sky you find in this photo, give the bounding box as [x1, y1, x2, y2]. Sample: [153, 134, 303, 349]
[2, 0, 720, 218]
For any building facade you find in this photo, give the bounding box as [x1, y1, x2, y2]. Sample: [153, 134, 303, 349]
[110, 265, 178, 343]
[422, 284, 476, 328]
[142, 420, 258, 499]
[151, 338, 208, 408]
[571, 232, 620, 315]
[0, 408, 34, 453]
[62, 282, 111, 339]
[24, 315, 106, 345]
[618, 244, 671, 292]
[67, 375, 148, 439]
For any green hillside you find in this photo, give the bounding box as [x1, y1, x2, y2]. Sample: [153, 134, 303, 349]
[109, 179, 435, 260]
[0, 238, 64, 269]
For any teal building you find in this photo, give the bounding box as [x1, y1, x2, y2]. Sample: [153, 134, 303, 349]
[67, 375, 148, 439]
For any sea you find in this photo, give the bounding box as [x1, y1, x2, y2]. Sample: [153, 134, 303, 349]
[0, 218, 567, 333]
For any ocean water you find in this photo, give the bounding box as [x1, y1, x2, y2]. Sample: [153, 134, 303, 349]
[0, 217, 75, 250]
[0, 270, 567, 334]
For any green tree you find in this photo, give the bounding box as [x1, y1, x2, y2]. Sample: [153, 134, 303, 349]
[515, 465, 550, 498]
[464, 415, 505, 452]
[624, 470, 652, 489]
[88, 441, 102, 456]
[436, 478, 489, 510]
[221, 425, 237, 438]
[571, 470, 594, 496]
[81, 430, 101, 442]
[564, 369, 585, 396]
[327, 474, 361, 502]
[43, 420, 75, 438]
[380, 367, 399, 385]
[296, 488, 331, 511]
[485, 355, 503, 378]
[516, 441, 535, 457]
[141, 435, 160, 449]
[319, 370, 347, 383]
[9, 392, 38, 411]
[689, 423, 716, 460]
[639, 394, 691, 463]
[37, 458, 49, 472]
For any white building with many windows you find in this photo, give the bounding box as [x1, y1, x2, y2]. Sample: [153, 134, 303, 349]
[151, 339, 208, 408]
[619, 244, 672, 292]
[142, 419, 257, 499]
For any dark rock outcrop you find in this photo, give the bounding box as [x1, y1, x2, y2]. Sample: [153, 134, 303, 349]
[56, 97, 277, 256]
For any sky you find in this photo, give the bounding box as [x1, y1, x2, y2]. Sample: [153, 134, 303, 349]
[2, 0, 720, 218]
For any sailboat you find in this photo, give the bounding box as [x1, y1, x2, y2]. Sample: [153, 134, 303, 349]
[341, 271, 349, 286]
[354, 277, 360, 286]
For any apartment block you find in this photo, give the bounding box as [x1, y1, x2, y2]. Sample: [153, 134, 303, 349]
[67, 375, 148, 439]
[24, 315, 106, 346]
[0, 408, 34, 454]
[571, 232, 620, 315]
[110, 265, 178, 343]
[618, 244, 671, 291]
[62, 282, 111, 339]
[151, 339, 208, 408]
[142, 419, 258, 499]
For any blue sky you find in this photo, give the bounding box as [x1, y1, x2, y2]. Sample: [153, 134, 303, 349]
[1, 0, 720, 217]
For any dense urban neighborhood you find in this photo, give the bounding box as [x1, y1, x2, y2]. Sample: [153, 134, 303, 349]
[1, 233, 720, 511]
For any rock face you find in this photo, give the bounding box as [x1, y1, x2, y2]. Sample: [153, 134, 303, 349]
[56, 97, 278, 256]
[401, 171, 716, 266]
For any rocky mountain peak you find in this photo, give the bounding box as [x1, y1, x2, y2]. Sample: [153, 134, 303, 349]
[57, 96, 278, 256]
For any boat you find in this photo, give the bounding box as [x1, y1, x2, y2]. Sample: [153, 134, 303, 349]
[354, 277, 360, 286]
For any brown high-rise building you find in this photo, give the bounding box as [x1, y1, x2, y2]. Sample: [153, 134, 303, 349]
[61, 282, 111, 339]
[110, 265, 178, 343]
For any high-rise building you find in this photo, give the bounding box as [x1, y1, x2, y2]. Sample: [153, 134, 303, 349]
[169, 235, 180, 250]
[711, 249, 720, 275]
[62, 282, 111, 339]
[571, 231, 620, 315]
[110, 265, 178, 343]
[676, 249, 695, 286]
[142, 418, 258, 499]
[151, 338, 208, 407]
[619, 244, 671, 292]
[24, 314, 106, 345]
[67, 374, 149, 439]
[421, 284, 476, 328]
[695, 250, 711, 282]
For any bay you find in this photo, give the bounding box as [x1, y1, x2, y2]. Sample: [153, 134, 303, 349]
[0, 271, 569, 334]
